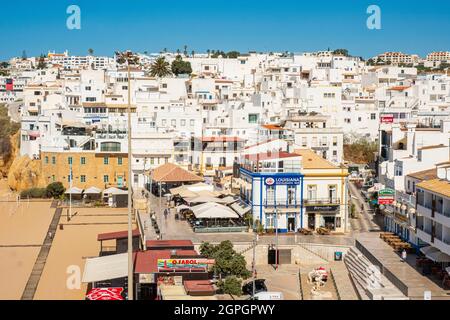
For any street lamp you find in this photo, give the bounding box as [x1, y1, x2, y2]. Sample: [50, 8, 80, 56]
[115, 50, 139, 301]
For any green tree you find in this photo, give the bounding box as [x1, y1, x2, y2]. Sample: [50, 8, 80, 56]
[149, 57, 172, 77]
[200, 240, 251, 279]
[22, 50, 27, 60]
[219, 276, 242, 296]
[183, 45, 188, 56]
[226, 51, 240, 58]
[88, 48, 94, 55]
[37, 54, 46, 69]
[171, 55, 192, 76]
[46, 182, 65, 199]
[333, 49, 349, 57]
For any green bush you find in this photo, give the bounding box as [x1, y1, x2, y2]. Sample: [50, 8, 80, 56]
[20, 188, 47, 199]
[219, 276, 242, 296]
[46, 182, 65, 199]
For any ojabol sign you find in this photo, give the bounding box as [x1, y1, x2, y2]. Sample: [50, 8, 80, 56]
[264, 176, 301, 186]
[157, 259, 215, 269]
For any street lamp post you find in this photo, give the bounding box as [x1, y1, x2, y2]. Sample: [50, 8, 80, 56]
[275, 208, 279, 270]
[116, 51, 139, 301]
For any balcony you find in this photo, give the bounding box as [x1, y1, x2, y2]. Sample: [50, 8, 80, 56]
[416, 228, 432, 244]
[264, 198, 302, 207]
[304, 198, 341, 206]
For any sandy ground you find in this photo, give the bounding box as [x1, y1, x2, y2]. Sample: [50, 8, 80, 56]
[34, 207, 135, 300]
[0, 247, 40, 299]
[0, 179, 54, 300]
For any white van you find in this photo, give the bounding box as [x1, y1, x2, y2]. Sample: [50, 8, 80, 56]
[253, 292, 284, 300]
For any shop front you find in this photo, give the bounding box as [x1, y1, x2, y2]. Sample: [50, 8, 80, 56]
[305, 204, 341, 231]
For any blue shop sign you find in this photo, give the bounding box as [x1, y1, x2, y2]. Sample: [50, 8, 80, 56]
[264, 176, 301, 186]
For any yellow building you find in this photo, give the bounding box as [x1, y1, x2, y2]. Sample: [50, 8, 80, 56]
[295, 149, 350, 233]
[41, 151, 128, 190]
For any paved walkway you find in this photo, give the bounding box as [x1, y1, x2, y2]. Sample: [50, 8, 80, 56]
[256, 264, 302, 300]
[329, 261, 359, 300]
[348, 182, 382, 233]
[355, 233, 450, 299]
[21, 207, 62, 300]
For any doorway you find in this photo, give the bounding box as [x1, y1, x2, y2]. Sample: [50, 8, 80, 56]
[308, 214, 315, 230]
[288, 217, 295, 232]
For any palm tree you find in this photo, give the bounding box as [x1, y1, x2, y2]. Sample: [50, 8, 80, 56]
[88, 48, 94, 55]
[163, 48, 167, 53]
[176, 49, 181, 55]
[149, 57, 172, 77]
[207, 49, 210, 57]
[183, 45, 188, 56]
[191, 50, 195, 58]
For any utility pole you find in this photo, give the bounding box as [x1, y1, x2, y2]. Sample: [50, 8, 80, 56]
[69, 161, 73, 220]
[252, 230, 257, 298]
[275, 208, 279, 270]
[116, 51, 138, 301]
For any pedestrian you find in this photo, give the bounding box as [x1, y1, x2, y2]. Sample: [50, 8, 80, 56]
[164, 208, 168, 220]
[361, 203, 364, 211]
[401, 249, 407, 262]
[48, 231, 53, 239]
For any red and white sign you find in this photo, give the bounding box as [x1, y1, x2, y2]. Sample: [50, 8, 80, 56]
[380, 114, 394, 123]
[378, 198, 394, 205]
[5, 79, 13, 91]
[86, 287, 124, 300]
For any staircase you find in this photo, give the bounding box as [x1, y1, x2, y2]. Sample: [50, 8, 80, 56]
[344, 247, 408, 300]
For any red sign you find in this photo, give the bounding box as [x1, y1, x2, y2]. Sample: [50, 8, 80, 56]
[380, 115, 394, 123]
[5, 79, 13, 91]
[86, 287, 124, 300]
[378, 198, 394, 205]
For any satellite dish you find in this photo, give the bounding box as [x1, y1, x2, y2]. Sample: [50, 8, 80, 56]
[437, 167, 446, 180]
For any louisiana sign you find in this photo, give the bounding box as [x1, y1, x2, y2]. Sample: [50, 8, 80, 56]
[157, 258, 215, 270]
[264, 176, 301, 186]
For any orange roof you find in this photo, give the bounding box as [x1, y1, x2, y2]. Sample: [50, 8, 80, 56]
[407, 168, 437, 181]
[150, 163, 203, 183]
[261, 124, 282, 130]
[417, 179, 450, 198]
[388, 86, 410, 91]
[418, 144, 446, 151]
[294, 149, 337, 169]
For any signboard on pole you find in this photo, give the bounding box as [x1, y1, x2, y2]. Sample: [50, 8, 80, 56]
[378, 188, 395, 205]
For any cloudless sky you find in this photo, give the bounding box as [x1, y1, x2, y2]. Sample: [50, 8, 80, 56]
[0, 0, 449, 60]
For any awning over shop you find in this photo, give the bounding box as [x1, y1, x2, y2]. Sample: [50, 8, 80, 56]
[65, 187, 83, 194]
[191, 202, 239, 219]
[230, 200, 251, 217]
[84, 186, 102, 194]
[82, 253, 129, 283]
[426, 250, 450, 263]
[420, 246, 440, 256]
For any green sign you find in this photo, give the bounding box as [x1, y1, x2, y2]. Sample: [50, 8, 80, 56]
[379, 188, 395, 196]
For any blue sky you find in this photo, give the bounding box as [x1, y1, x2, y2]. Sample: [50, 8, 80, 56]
[0, 0, 449, 60]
